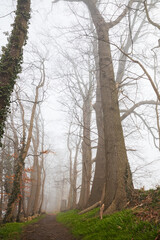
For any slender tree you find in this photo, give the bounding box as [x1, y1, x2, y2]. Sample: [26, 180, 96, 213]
[3, 59, 46, 222]
[67, 122, 81, 209]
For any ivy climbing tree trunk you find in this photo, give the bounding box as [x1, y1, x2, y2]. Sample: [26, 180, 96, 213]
[0, 0, 31, 143]
[3, 60, 46, 223]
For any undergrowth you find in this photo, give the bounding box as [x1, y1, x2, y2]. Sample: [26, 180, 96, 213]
[0, 214, 45, 240]
[131, 187, 160, 224]
[57, 208, 160, 240]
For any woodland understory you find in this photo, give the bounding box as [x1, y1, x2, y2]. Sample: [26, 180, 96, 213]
[0, 0, 160, 225]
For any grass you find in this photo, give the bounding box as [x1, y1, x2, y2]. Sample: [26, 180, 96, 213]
[0, 214, 45, 240]
[57, 208, 160, 240]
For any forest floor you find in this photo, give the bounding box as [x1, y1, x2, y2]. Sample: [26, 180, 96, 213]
[56, 187, 160, 240]
[21, 214, 78, 240]
[1, 188, 159, 240]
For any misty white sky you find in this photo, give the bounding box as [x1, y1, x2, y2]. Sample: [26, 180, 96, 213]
[0, 0, 160, 197]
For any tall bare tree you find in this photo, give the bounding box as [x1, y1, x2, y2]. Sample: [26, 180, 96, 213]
[54, 0, 134, 213]
[67, 123, 81, 209]
[4, 57, 46, 222]
[88, 0, 155, 206]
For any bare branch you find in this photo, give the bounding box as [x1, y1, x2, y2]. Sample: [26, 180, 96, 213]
[109, 0, 135, 28]
[121, 100, 160, 121]
[144, 0, 160, 30]
[112, 43, 160, 101]
[0, 11, 15, 19]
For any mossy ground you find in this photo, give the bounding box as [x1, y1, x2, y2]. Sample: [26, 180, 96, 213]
[57, 208, 160, 240]
[0, 215, 45, 240]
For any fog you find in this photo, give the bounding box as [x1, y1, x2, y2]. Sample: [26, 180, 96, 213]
[0, 0, 160, 213]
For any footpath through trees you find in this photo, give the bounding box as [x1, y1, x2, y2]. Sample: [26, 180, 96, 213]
[21, 214, 77, 240]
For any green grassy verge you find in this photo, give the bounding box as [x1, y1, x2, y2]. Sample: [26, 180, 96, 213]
[57, 209, 159, 240]
[0, 214, 45, 240]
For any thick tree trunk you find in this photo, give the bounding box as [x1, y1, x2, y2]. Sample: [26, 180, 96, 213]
[0, 0, 31, 218]
[68, 138, 80, 209]
[72, 142, 79, 208]
[3, 150, 25, 222]
[33, 162, 41, 214]
[39, 169, 45, 213]
[67, 124, 73, 209]
[67, 126, 80, 209]
[26, 161, 37, 216]
[16, 196, 22, 222]
[78, 98, 92, 209]
[88, 99, 106, 205]
[27, 127, 40, 216]
[39, 128, 46, 213]
[0, 150, 4, 220]
[54, 0, 134, 213]
[0, 0, 30, 143]
[88, 1, 146, 207]
[88, 29, 106, 206]
[67, 186, 73, 209]
[83, 1, 133, 213]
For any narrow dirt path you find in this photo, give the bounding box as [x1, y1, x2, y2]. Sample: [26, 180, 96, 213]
[21, 214, 78, 240]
